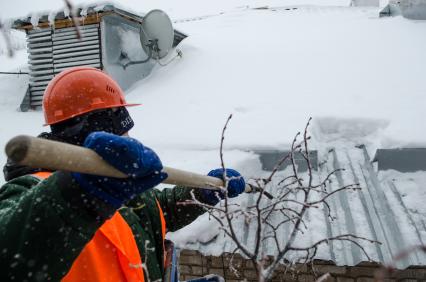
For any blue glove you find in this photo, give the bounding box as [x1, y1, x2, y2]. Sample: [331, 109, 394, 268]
[201, 168, 245, 205]
[72, 132, 168, 208]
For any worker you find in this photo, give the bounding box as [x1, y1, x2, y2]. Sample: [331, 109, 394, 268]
[0, 67, 245, 282]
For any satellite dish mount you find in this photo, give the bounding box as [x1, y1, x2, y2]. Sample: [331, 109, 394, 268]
[122, 9, 176, 68]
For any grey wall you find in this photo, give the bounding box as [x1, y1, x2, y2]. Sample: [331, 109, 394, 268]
[351, 0, 380, 6]
[400, 0, 426, 19]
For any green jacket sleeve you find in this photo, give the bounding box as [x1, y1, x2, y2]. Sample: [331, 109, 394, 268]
[0, 172, 115, 281]
[153, 186, 209, 232]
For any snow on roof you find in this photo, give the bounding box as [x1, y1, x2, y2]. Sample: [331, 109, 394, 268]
[12, 3, 145, 30]
[168, 146, 426, 269]
[126, 6, 426, 150]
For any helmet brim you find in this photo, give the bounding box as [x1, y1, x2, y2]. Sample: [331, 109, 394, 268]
[43, 103, 142, 126]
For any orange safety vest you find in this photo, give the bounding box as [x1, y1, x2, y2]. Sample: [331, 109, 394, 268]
[32, 172, 167, 282]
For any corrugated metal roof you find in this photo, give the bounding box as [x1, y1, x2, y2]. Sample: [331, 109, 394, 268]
[315, 146, 426, 268]
[174, 146, 426, 269]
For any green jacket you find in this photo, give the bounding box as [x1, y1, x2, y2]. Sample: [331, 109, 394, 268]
[0, 171, 207, 281]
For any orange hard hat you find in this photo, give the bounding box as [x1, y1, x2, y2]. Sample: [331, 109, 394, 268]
[43, 67, 140, 125]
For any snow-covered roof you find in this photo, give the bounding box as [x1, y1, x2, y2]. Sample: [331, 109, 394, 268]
[168, 146, 426, 269]
[12, 3, 145, 30]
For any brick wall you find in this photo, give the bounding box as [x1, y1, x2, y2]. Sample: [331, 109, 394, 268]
[178, 250, 426, 282]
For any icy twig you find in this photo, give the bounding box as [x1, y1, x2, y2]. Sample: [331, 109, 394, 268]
[302, 117, 313, 188]
[308, 184, 361, 205]
[0, 20, 14, 57]
[311, 168, 345, 189]
[220, 114, 232, 176]
[64, 0, 82, 40]
[288, 234, 380, 261]
[188, 117, 379, 281]
[315, 273, 331, 282]
[228, 248, 242, 278]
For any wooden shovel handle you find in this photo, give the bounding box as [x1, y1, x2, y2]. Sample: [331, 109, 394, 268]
[5, 135, 252, 192]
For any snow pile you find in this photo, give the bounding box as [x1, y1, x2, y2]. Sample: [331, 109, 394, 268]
[127, 6, 426, 152]
[117, 28, 147, 62]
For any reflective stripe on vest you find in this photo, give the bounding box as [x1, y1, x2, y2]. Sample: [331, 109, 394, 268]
[32, 172, 167, 282]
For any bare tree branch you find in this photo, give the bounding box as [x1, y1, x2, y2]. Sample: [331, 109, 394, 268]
[308, 184, 361, 205]
[64, 0, 82, 40]
[303, 117, 313, 188]
[311, 168, 344, 189]
[220, 114, 232, 176]
[189, 117, 379, 281]
[0, 20, 14, 57]
[315, 273, 331, 282]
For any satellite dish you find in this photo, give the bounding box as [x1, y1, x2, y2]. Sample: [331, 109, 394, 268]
[140, 10, 174, 60]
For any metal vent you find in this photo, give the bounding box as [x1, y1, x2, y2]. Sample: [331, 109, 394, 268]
[27, 28, 53, 108]
[27, 24, 101, 108]
[373, 148, 426, 172]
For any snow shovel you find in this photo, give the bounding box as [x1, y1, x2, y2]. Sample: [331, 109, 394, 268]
[5, 135, 273, 198]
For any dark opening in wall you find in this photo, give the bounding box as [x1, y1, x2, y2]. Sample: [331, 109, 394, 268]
[254, 150, 318, 172]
